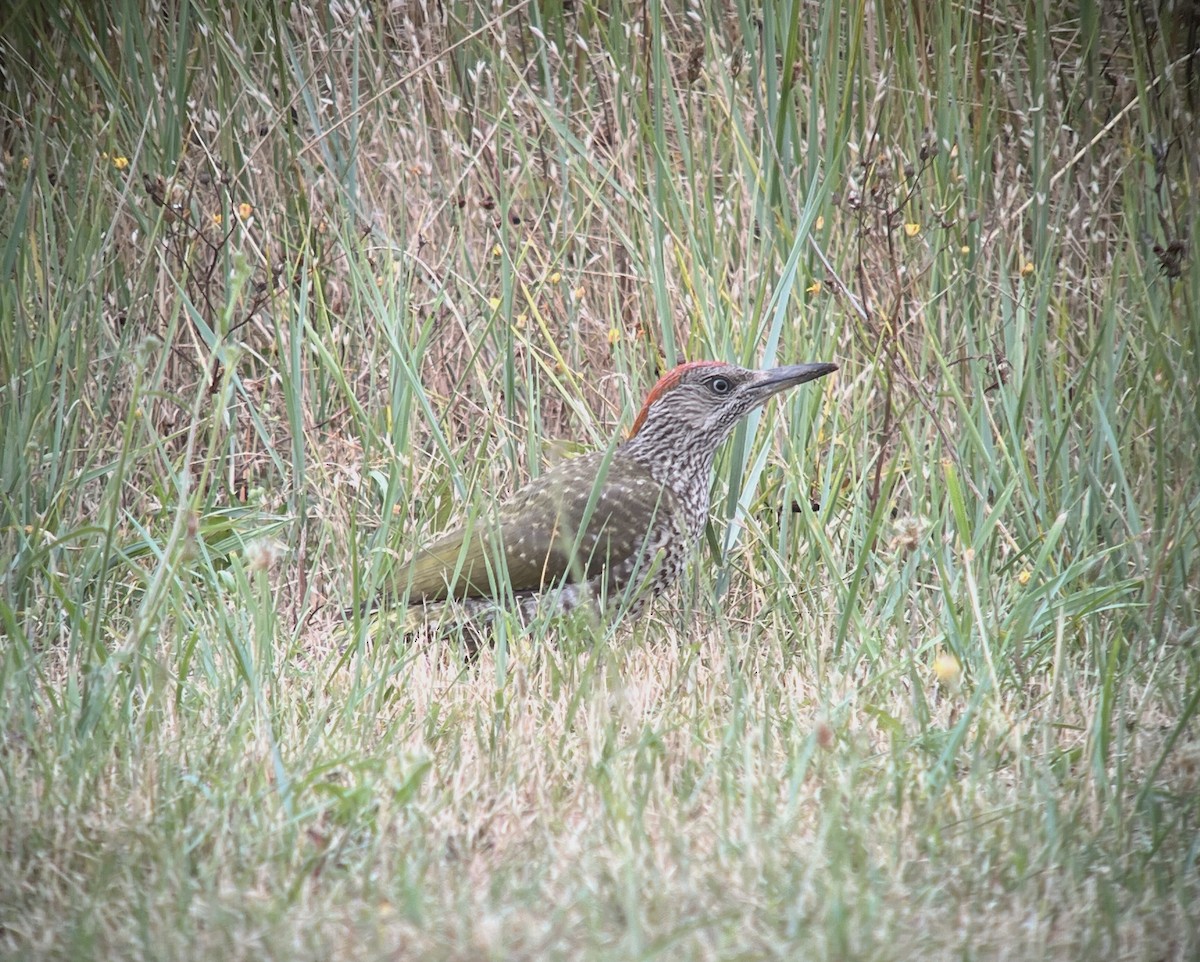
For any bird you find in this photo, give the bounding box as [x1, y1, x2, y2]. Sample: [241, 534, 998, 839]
[379, 359, 837, 624]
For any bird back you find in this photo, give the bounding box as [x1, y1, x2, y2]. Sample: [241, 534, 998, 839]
[401, 452, 685, 605]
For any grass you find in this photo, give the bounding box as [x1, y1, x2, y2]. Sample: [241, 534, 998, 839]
[1, 0, 1198, 958]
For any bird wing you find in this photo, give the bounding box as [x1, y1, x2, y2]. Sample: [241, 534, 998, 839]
[400, 453, 681, 603]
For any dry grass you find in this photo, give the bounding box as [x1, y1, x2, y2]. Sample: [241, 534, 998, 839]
[1, 1, 1198, 959]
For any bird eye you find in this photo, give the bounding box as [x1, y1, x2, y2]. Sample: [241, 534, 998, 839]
[709, 376, 732, 395]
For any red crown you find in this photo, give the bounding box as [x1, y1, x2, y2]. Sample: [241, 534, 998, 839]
[628, 361, 726, 438]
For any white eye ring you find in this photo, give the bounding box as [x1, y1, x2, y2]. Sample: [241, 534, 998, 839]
[710, 376, 732, 395]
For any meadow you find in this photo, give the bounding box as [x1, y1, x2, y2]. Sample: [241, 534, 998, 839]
[1, 1, 1198, 959]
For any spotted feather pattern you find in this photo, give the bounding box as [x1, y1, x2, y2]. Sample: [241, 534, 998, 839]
[387, 360, 838, 622]
[404, 451, 690, 615]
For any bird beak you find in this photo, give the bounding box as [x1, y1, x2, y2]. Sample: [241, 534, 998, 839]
[754, 362, 838, 395]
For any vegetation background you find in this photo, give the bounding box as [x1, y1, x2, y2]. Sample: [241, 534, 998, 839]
[1, 0, 1197, 958]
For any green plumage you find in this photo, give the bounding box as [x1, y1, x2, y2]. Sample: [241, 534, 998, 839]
[400, 451, 683, 604]
[368, 359, 839, 623]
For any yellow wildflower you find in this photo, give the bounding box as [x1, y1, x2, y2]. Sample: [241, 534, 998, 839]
[933, 652, 961, 687]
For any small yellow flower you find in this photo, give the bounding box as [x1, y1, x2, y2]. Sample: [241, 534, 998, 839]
[1017, 568, 1031, 586]
[549, 271, 561, 284]
[933, 651, 961, 687]
[211, 212, 222, 226]
[806, 280, 821, 295]
[607, 327, 621, 346]
[492, 244, 502, 257]
[960, 245, 970, 255]
[21, 156, 31, 169]
[488, 296, 502, 310]
[1021, 261, 1035, 277]
[814, 214, 825, 230]
[904, 222, 920, 237]
[113, 155, 129, 170]
[515, 312, 528, 329]
[237, 202, 253, 220]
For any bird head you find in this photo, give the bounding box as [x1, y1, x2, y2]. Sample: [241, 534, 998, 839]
[626, 360, 838, 446]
